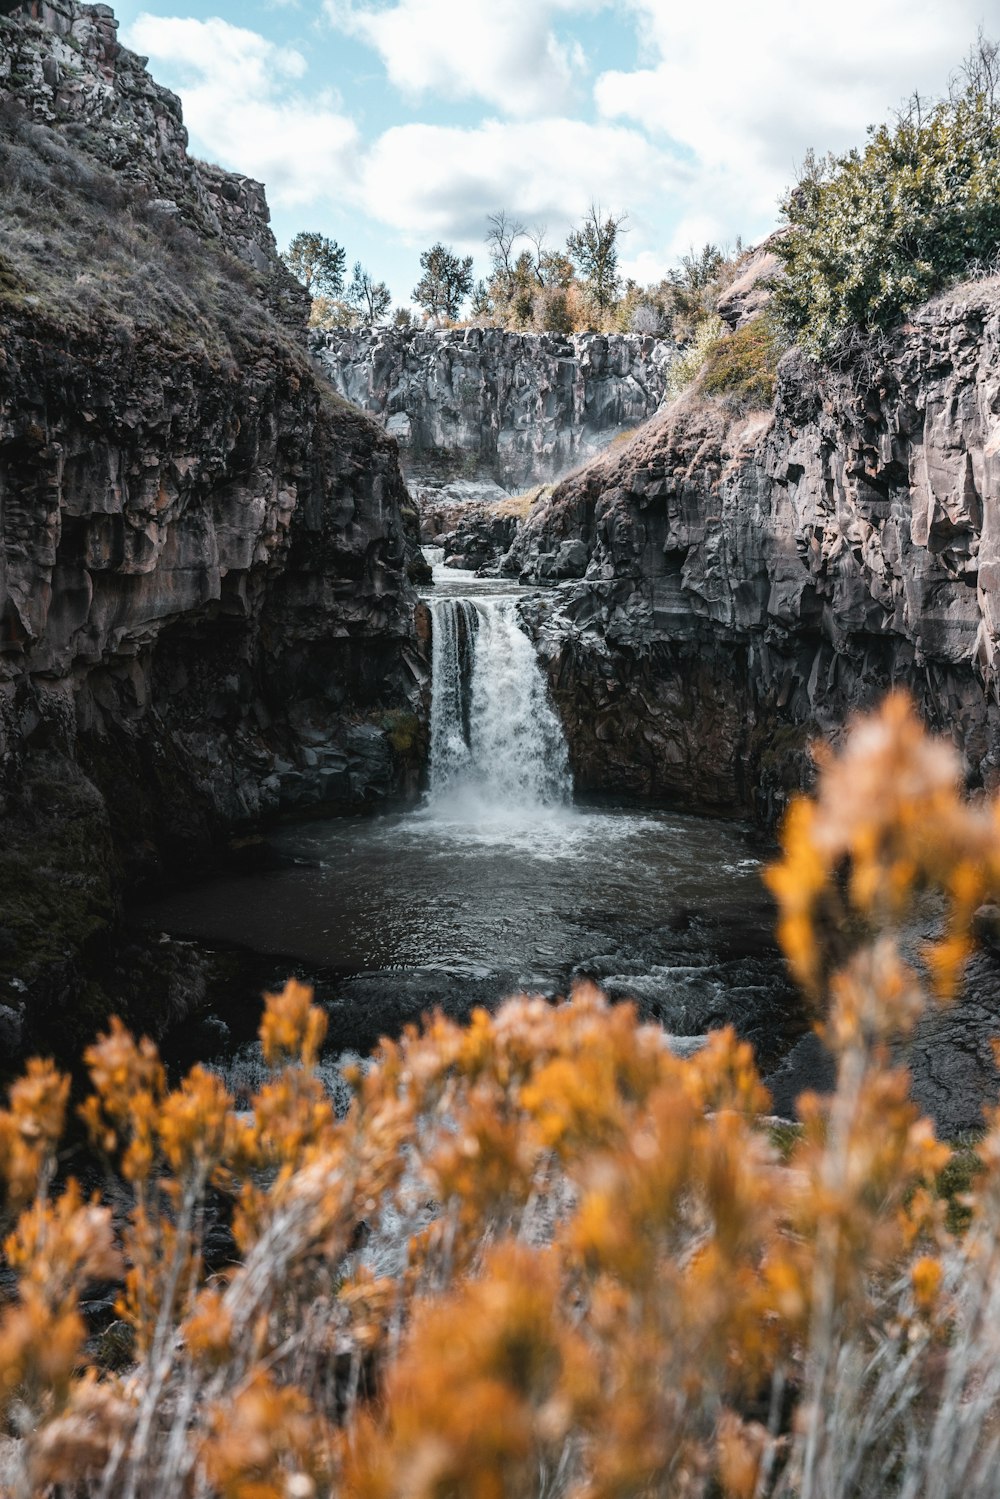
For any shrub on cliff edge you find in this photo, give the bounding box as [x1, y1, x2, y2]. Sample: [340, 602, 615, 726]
[774, 44, 1000, 358]
[664, 314, 727, 400]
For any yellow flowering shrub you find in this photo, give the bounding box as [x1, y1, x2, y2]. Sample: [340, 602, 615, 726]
[0, 692, 999, 1496]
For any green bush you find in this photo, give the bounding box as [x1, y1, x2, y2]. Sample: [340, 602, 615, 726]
[664, 314, 725, 400]
[701, 313, 786, 408]
[773, 84, 1000, 358]
[665, 312, 786, 411]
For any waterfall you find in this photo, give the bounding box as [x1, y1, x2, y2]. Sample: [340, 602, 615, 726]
[428, 596, 572, 812]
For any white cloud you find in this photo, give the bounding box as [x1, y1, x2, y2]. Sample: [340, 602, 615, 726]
[596, 0, 989, 248]
[121, 10, 680, 293]
[618, 247, 673, 286]
[126, 14, 361, 208]
[123, 1, 994, 300]
[359, 117, 688, 247]
[325, 0, 606, 117]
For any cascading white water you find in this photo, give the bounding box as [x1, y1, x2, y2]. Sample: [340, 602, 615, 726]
[428, 595, 572, 812]
[429, 598, 479, 791]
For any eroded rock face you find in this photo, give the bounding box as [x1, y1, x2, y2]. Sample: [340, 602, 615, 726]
[0, 1, 426, 1049]
[715, 229, 788, 330]
[506, 284, 1000, 1132]
[512, 281, 1000, 822]
[1, 1, 302, 297]
[313, 327, 677, 493]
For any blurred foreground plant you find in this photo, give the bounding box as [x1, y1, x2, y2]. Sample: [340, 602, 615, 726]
[1, 693, 1000, 1496]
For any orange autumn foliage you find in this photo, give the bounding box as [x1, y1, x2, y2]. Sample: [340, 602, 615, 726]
[1, 692, 1000, 1496]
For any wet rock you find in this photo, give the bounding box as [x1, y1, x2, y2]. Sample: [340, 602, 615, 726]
[760, 942, 1000, 1136]
[0, 1002, 22, 1055]
[664, 1034, 708, 1059]
[765, 1032, 836, 1121]
[421, 498, 524, 573]
[905, 946, 1000, 1135]
[539, 539, 589, 579]
[972, 903, 1000, 955]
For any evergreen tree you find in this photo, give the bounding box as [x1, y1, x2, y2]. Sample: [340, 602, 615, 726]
[566, 204, 628, 312]
[774, 34, 1000, 357]
[281, 232, 346, 297]
[412, 243, 474, 323]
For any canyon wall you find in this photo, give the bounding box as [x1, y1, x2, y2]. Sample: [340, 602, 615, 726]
[0, 0, 425, 1050]
[313, 327, 676, 495]
[500, 287, 1000, 1131]
[507, 282, 1000, 823]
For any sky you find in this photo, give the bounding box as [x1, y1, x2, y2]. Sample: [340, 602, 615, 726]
[109, 0, 998, 309]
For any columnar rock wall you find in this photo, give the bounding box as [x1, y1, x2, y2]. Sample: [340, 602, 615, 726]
[501, 284, 1000, 1132]
[313, 327, 677, 491]
[509, 281, 1000, 822]
[0, 1, 425, 1048]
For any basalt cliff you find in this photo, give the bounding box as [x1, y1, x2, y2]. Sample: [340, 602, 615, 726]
[489, 284, 1000, 1133]
[0, 0, 425, 1053]
[503, 284, 1000, 826]
[313, 326, 675, 499]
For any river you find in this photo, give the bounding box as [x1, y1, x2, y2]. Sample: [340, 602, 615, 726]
[140, 557, 798, 1082]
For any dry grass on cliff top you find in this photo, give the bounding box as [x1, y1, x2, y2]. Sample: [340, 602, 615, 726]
[666, 312, 789, 415]
[492, 485, 549, 520]
[0, 105, 298, 364]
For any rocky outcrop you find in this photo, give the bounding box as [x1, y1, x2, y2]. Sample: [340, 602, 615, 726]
[422, 502, 524, 573]
[511, 281, 1000, 821]
[0, 1, 425, 1053]
[313, 327, 677, 493]
[716, 230, 788, 330]
[503, 285, 1000, 1134]
[0, 1, 304, 308]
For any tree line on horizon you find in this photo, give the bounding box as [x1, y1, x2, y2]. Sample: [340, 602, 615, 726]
[282, 30, 1000, 381]
[280, 205, 745, 341]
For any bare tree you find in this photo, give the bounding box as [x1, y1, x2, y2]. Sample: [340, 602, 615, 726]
[894, 88, 932, 129]
[484, 210, 526, 297]
[954, 28, 1000, 118]
[346, 261, 391, 325]
[525, 225, 549, 287]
